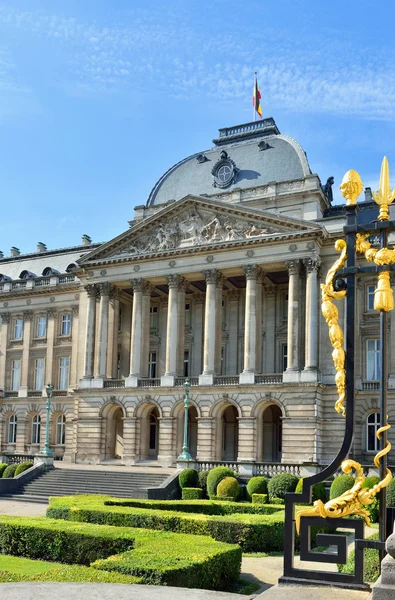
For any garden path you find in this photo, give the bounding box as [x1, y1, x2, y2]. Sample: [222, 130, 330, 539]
[0, 499, 47, 516]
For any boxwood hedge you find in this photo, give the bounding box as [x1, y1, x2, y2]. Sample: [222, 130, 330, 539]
[0, 464, 7, 478]
[14, 462, 34, 477]
[182, 488, 202, 500]
[2, 464, 17, 479]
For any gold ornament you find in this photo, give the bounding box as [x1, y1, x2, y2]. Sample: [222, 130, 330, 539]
[340, 169, 364, 204]
[355, 235, 395, 312]
[373, 156, 395, 221]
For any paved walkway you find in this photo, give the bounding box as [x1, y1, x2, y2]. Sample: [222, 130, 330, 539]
[0, 499, 48, 516]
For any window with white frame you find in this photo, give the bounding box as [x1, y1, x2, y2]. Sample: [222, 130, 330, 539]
[56, 415, 66, 445]
[184, 350, 190, 377]
[367, 285, 375, 311]
[36, 316, 47, 338]
[367, 412, 381, 452]
[185, 303, 191, 328]
[13, 318, 23, 340]
[282, 344, 288, 371]
[34, 358, 45, 391]
[148, 351, 157, 378]
[150, 306, 158, 330]
[59, 357, 70, 389]
[61, 313, 71, 336]
[31, 415, 41, 445]
[11, 359, 21, 391]
[367, 339, 381, 381]
[7, 414, 17, 444]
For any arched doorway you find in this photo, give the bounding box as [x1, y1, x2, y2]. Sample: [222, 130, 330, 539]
[148, 407, 159, 459]
[261, 405, 282, 462]
[221, 405, 238, 461]
[104, 405, 124, 459]
[176, 406, 198, 459]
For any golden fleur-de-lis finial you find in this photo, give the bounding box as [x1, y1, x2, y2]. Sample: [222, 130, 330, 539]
[340, 169, 364, 204]
[372, 156, 395, 221]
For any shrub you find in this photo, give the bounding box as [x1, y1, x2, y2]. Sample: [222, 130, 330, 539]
[295, 478, 327, 503]
[386, 476, 395, 507]
[217, 477, 241, 501]
[207, 467, 235, 499]
[268, 473, 299, 500]
[0, 516, 135, 565]
[15, 462, 34, 477]
[246, 477, 268, 502]
[198, 470, 209, 499]
[252, 494, 268, 505]
[361, 476, 380, 523]
[182, 488, 202, 500]
[339, 533, 379, 582]
[329, 475, 354, 500]
[2, 464, 17, 479]
[270, 497, 285, 505]
[0, 464, 7, 478]
[179, 468, 198, 489]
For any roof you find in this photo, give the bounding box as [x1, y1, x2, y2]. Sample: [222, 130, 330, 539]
[147, 118, 312, 206]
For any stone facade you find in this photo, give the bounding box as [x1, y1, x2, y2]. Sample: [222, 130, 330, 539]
[0, 119, 393, 471]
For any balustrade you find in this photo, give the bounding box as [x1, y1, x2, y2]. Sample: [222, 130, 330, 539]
[104, 379, 125, 389]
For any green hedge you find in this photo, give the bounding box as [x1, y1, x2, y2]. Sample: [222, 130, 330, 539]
[198, 471, 209, 498]
[2, 464, 17, 479]
[182, 488, 202, 500]
[0, 516, 135, 565]
[330, 475, 354, 500]
[0, 464, 7, 478]
[386, 476, 395, 507]
[92, 529, 241, 591]
[47, 495, 288, 553]
[246, 477, 268, 502]
[104, 497, 282, 515]
[252, 494, 268, 505]
[295, 477, 327, 503]
[268, 473, 299, 500]
[15, 462, 34, 477]
[207, 467, 235, 499]
[270, 497, 285, 505]
[217, 477, 241, 501]
[338, 533, 379, 582]
[179, 469, 198, 489]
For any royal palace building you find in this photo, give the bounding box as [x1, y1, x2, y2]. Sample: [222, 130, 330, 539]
[0, 118, 394, 473]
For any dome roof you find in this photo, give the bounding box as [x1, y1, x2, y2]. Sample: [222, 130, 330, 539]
[147, 118, 312, 206]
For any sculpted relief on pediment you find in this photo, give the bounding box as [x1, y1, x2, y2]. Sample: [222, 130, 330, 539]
[109, 206, 285, 258]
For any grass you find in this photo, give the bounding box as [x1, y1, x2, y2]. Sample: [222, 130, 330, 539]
[0, 554, 64, 575]
[230, 578, 261, 595]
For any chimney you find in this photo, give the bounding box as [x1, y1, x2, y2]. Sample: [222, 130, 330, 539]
[10, 247, 20, 257]
[0, 251, 3, 259]
[365, 187, 373, 202]
[37, 242, 47, 253]
[82, 234, 92, 246]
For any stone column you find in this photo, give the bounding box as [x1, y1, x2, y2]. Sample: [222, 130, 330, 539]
[108, 288, 120, 379]
[200, 270, 218, 385]
[196, 417, 214, 461]
[263, 284, 276, 373]
[283, 260, 301, 383]
[227, 291, 239, 375]
[370, 526, 395, 598]
[240, 265, 259, 384]
[126, 279, 144, 386]
[141, 283, 152, 378]
[0, 313, 10, 391]
[191, 293, 204, 376]
[97, 282, 111, 379]
[19, 310, 33, 397]
[83, 285, 97, 380]
[44, 308, 57, 391]
[302, 258, 320, 382]
[162, 275, 180, 386]
[70, 305, 79, 387]
[214, 274, 225, 375]
[122, 417, 137, 465]
[256, 271, 264, 374]
[157, 417, 175, 466]
[237, 417, 256, 476]
[177, 278, 188, 375]
[158, 298, 168, 377]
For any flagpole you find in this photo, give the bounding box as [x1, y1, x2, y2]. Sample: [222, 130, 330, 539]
[253, 72, 256, 122]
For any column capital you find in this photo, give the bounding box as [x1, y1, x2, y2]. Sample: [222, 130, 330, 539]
[85, 284, 97, 297]
[47, 308, 57, 319]
[110, 286, 120, 300]
[215, 273, 226, 288]
[228, 289, 240, 301]
[23, 310, 33, 322]
[263, 283, 276, 297]
[71, 305, 79, 317]
[0, 312, 10, 324]
[286, 260, 300, 276]
[178, 276, 189, 292]
[98, 282, 112, 296]
[131, 278, 145, 293]
[142, 281, 153, 296]
[193, 292, 205, 304]
[303, 257, 321, 273]
[243, 264, 261, 280]
[203, 269, 219, 285]
[167, 274, 180, 289]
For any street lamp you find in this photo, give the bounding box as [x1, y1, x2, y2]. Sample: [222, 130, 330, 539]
[42, 383, 54, 456]
[177, 378, 192, 461]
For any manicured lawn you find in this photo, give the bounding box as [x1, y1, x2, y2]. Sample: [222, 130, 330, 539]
[0, 554, 64, 575]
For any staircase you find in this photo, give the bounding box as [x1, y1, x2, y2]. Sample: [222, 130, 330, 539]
[3, 468, 170, 503]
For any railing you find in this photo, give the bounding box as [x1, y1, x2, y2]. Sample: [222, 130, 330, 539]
[218, 119, 276, 138]
[213, 376, 239, 385]
[175, 377, 199, 387]
[104, 379, 125, 389]
[196, 461, 240, 474]
[4, 391, 18, 398]
[255, 374, 283, 384]
[34, 277, 50, 287]
[59, 275, 75, 284]
[254, 463, 301, 477]
[52, 390, 68, 397]
[362, 381, 380, 390]
[3, 453, 34, 464]
[11, 281, 26, 289]
[137, 378, 161, 388]
[28, 390, 43, 398]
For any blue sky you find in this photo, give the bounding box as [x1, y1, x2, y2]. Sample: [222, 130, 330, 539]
[1, 0, 395, 255]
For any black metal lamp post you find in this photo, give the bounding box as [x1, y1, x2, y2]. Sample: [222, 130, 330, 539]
[42, 383, 54, 457]
[177, 378, 192, 461]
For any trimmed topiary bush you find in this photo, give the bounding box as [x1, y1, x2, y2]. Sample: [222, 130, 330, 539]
[246, 477, 268, 502]
[268, 473, 299, 501]
[179, 468, 198, 489]
[252, 494, 268, 505]
[15, 462, 34, 477]
[182, 488, 203, 500]
[339, 532, 379, 582]
[330, 475, 354, 500]
[105, 497, 283, 515]
[269, 497, 285, 505]
[207, 467, 235, 499]
[0, 464, 7, 478]
[386, 475, 395, 507]
[295, 477, 327, 503]
[2, 464, 17, 479]
[198, 470, 209, 499]
[216, 477, 241, 501]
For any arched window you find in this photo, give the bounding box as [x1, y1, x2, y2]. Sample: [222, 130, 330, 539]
[7, 415, 17, 444]
[42, 267, 60, 277]
[66, 263, 78, 273]
[367, 412, 381, 452]
[56, 415, 66, 445]
[19, 270, 36, 279]
[31, 415, 41, 445]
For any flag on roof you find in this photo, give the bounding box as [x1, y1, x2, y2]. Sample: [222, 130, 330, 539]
[253, 73, 262, 118]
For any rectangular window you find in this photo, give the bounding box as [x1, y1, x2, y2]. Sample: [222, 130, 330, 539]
[34, 358, 45, 391]
[56, 415, 66, 445]
[11, 359, 21, 391]
[14, 318, 23, 340]
[367, 285, 375, 311]
[148, 351, 157, 378]
[61, 314, 71, 336]
[8, 415, 17, 444]
[282, 344, 288, 371]
[59, 357, 70, 390]
[184, 350, 190, 377]
[36, 316, 47, 338]
[185, 303, 191, 328]
[367, 339, 381, 381]
[150, 306, 158, 330]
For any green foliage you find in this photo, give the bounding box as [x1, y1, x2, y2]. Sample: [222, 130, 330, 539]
[252, 494, 268, 505]
[104, 497, 282, 515]
[207, 467, 235, 499]
[246, 477, 268, 502]
[47, 495, 288, 553]
[92, 530, 241, 591]
[2, 464, 17, 479]
[198, 470, 209, 498]
[386, 476, 395, 507]
[217, 477, 241, 501]
[14, 462, 34, 477]
[268, 474, 299, 500]
[0, 516, 135, 565]
[269, 497, 285, 505]
[338, 533, 379, 582]
[295, 478, 327, 503]
[329, 475, 354, 500]
[0, 464, 7, 478]
[182, 488, 203, 500]
[179, 468, 198, 489]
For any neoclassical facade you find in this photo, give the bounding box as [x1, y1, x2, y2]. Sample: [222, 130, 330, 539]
[0, 118, 394, 471]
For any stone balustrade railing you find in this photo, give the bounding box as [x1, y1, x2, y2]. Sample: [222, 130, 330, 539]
[255, 374, 282, 384]
[0, 274, 76, 293]
[254, 462, 301, 477]
[362, 381, 380, 390]
[99, 374, 285, 390]
[137, 378, 161, 388]
[213, 376, 239, 385]
[196, 461, 240, 474]
[104, 379, 126, 389]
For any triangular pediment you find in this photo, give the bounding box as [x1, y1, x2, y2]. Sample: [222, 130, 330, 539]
[79, 195, 323, 265]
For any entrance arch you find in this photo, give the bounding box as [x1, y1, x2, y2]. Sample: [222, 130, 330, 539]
[148, 407, 159, 458]
[102, 404, 124, 459]
[259, 404, 282, 462]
